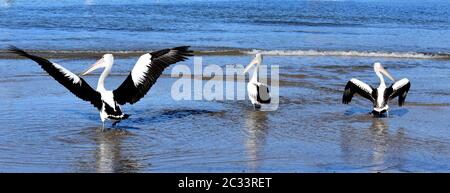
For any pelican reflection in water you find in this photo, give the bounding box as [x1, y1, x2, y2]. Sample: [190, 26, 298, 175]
[340, 118, 406, 172]
[87, 128, 140, 173]
[244, 110, 269, 171]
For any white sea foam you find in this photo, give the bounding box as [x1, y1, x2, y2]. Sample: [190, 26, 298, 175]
[245, 49, 450, 59]
[1, 49, 449, 60]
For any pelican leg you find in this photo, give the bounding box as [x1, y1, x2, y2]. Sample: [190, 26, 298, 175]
[101, 122, 105, 132]
[112, 120, 120, 127]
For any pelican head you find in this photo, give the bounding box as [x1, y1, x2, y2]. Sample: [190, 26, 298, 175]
[80, 54, 114, 76]
[374, 62, 395, 82]
[244, 53, 263, 74]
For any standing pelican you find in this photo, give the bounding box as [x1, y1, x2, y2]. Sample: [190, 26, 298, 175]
[343, 62, 411, 116]
[9, 46, 193, 127]
[243, 53, 271, 109]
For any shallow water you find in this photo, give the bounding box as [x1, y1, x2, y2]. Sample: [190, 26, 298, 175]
[1, 0, 450, 173]
[1, 55, 450, 172]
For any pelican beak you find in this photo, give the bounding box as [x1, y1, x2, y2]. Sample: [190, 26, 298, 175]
[380, 66, 395, 82]
[243, 61, 256, 74]
[79, 58, 103, 76]
[244, 54, 262, 74]
[244, 56, 260, 74]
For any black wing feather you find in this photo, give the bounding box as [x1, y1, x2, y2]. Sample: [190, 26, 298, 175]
[8, 46, 102, 110]
[386, 79, 411, 106]
[113, 46, 193, 105]
[256, 84, 271, 104]
[342, 80, 375, 104]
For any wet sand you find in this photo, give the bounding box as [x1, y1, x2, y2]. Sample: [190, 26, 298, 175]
[0, 55, 450, 172]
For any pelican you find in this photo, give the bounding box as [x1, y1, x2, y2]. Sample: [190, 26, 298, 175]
[243, 53, 271, 109]
[343, 62, 411, 116]
[9, 46, 193, 127]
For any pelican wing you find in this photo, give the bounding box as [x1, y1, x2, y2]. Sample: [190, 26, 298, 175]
[248, 82, 271, 104]
[342, 78, 375, 104]
[386, 78, 410, 106]
[113, 46, 193, 105]
[255, 82, 271, 104]
[8, 46, 102, 110]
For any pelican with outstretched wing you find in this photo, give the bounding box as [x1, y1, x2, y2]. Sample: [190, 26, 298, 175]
[9, 46, 193, 127]
[343, 62, 411, 116]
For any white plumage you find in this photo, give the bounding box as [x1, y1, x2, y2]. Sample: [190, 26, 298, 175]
[244, 54, 271, 109]
[131, 53, 151, 87]
[343, 62, 411, 116]
[53, 63, 81, 85]
[349, 78, 372, 94]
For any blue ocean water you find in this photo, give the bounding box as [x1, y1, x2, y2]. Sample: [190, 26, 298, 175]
[2, 0, 450, 173]
[1, 0, 449, 55]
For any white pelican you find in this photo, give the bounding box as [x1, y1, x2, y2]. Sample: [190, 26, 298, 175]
[9, 46, 192, 127]
[243, 53, 271, 109]
[343, 62, 411, 116]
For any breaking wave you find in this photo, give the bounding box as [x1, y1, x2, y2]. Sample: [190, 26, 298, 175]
[245, 49, 450, 59]
[0, 48, 449, 60]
